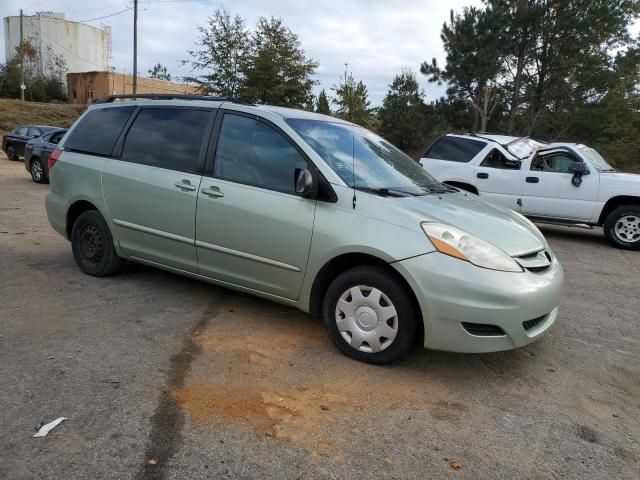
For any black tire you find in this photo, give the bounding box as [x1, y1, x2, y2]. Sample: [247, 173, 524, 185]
[71, 210, 123, 276]
[6, 144, 18, 160]
[322, 265, 418, 364]
[603, 205, 640, 250]
[29, 157, 48, 184]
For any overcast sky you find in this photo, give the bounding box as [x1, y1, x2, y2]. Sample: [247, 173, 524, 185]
[2, 0, 475, 104]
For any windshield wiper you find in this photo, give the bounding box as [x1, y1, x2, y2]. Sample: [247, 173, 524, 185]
[423, 185, 457, 194]
[355, 187, 412, 197]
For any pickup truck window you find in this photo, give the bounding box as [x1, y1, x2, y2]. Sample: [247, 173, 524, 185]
[531, 153, 578, 173]
[423, 136, 485, 163]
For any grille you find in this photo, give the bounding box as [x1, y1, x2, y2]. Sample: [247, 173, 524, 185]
[522, 315, 545, 331]
[461, 322, 506, 337]
[514, 249, 552, 272]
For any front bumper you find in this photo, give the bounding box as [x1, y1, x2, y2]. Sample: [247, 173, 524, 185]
[393, 251, 563, 353]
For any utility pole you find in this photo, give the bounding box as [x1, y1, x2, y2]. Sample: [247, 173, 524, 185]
[20, 9, 24, 101]
[132, 0, 138, 94]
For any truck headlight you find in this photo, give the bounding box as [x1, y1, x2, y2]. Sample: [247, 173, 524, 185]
[422, 222, 523, 272]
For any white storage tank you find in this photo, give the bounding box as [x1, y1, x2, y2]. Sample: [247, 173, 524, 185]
[3, 12, 110, 75]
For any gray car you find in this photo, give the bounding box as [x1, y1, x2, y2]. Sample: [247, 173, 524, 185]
[24, 129, 67, 183]
[45, 95, 563, 364]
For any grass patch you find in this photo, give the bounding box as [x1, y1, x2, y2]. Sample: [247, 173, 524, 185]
[0, 99, 84, 138]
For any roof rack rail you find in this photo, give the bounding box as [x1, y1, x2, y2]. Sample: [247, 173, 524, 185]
[93, 94, 254, 105]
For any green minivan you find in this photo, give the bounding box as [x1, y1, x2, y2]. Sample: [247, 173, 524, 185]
[46, 95, 563, 364]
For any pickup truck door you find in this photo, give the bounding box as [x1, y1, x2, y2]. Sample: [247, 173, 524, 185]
[473, 148, 523, 211]
[521, 151, 599, 221]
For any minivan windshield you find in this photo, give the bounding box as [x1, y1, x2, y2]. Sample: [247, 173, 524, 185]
[287, 119, 445, 195]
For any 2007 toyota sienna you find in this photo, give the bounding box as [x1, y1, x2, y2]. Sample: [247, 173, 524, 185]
[45, 95, 563, 364]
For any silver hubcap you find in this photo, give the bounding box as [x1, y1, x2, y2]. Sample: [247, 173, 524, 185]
[31, 161, 42, 180]
[614, 215, 640, 243]
[335, 285, 398, 353]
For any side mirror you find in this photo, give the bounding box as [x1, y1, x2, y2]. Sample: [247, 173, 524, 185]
[568, 162, 589, 176]
[294, 168, 314, 196]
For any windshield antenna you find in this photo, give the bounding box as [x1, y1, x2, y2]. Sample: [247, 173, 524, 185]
[351, 124, 356, 209]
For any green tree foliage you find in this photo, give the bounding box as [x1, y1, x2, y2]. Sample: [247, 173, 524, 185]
[378, 69, 431, 152]
[316, 89, 331, 115]
[421, 6, 506, 131]
[332, 72, 372, 126]
[148, 63, 172, 81]
[0, 40, 66, 102]
[185, 8, 249, 96]
[240, 17, 318, 107]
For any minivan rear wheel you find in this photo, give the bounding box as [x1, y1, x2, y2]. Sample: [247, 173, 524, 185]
[322, 265, 417, 364]
[71, 210, 123, 276]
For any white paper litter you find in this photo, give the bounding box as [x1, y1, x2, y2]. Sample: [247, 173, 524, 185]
[33, 417, 67, 438]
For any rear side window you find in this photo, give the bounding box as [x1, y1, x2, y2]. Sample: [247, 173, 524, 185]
[15, 127, 29, 136]
[27, 127, 41, 137]
[121, 108, 212, 173]
[213, 114, 308, 193]
[423, 136, 486, 162]
[64, 106, 136, 156]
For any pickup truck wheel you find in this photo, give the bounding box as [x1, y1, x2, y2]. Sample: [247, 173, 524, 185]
[71, 210, 124, 276]
[6, 144, 18, 160]
[322, 266, 417, 364]
[604, 206, 640, 250]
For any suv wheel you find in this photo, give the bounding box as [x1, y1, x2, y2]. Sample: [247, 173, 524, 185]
[30, 157, 47, 184]
[322, 265, 417, 364]
[604, 205, 640, 250]
[6, 144, 18, 160]
[71, 210, 124, 276]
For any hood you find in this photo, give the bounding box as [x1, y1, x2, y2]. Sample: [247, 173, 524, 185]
[599, 171, 640, 197]
[392, 192, 546, 257]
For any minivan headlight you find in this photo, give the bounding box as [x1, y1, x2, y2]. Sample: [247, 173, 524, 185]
[421, 222, 523, 272]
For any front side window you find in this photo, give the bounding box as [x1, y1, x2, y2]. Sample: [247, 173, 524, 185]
[531, 153, 579, 173]
[65, 106, 136, 156]
[423, 136, 486, 162]
[27, 127, 41, 137]
[288, 119, 442, 195]
[49, 132, 65, 145]
[121, 108, 212, 173]
[213, 114, 308, 194]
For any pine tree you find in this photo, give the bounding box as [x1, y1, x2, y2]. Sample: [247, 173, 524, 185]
[331, 73, 372, 126]
[316, 89, 331, 115]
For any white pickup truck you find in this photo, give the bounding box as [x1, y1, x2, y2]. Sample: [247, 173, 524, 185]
[420, 133, 640, 250]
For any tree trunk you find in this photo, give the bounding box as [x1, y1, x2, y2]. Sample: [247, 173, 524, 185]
[508, 0, 529, 133]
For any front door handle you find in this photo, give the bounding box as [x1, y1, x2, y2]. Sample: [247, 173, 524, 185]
[174, 180, 196, 191]
[477, 172, 489, 179]
[201, 186, 224, 198]
[526, 176, 539, 183]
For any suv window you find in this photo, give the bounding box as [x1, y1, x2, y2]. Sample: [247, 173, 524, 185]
[65, 106, 136, 156]
[424, 136, 486, 162]
[480, 149, 520, 169]
[213, 114, 308, 193]
[49, 132, 65, 145]
[15, 127, 29, 136]
[121, 108, 212, 173]
[531, 153, 579, 173]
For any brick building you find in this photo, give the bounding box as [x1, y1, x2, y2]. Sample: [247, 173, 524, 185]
[67, 71, 198, 104]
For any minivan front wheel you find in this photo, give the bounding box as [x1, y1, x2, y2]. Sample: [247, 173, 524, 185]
[71, 210, 123, 276]
[322, 266, 417, 364]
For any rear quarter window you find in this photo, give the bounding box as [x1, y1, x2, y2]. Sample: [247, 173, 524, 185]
[423, 136, 486, 163]
[64, 106, 136, 156]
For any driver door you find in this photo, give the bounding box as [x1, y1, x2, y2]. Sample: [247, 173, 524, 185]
[521, 151, 599, 221]
[195, 112, 316, 300]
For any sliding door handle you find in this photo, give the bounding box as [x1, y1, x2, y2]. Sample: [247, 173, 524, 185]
[174, 180, 196, 191]
[201, 186, 224, 198]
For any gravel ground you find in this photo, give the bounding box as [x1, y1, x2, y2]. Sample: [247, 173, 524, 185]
[1, 156, 638, 480]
